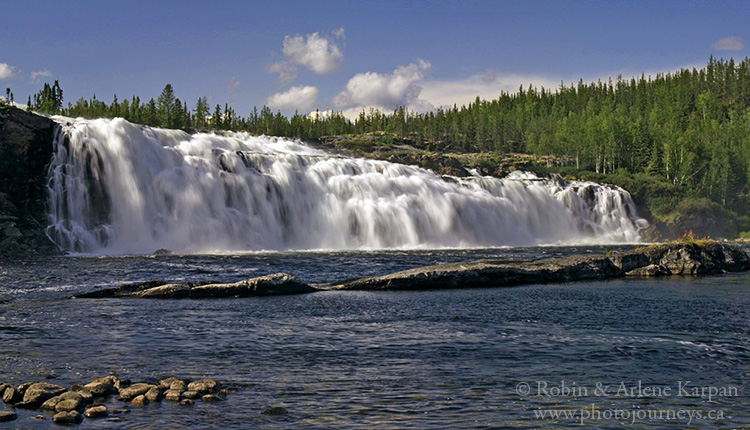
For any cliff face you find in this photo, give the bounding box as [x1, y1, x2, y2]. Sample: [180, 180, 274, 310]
[0, 106, 59, 257]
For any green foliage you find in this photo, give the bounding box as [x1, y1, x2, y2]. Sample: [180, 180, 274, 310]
[30, 81, 63, 114]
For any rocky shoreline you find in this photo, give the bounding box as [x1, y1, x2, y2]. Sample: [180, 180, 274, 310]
[72, 242, 750, 299]
[0, 375, 252, 425]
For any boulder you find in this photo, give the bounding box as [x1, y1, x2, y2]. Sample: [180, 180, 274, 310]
[164, 389, 182, 402]
[201, 394, 224, 402]
[144, 387, 162, 402]
[118, 383, 156, 401]
[130, 395, 149, 406]
[158, 377, 183, 390]
[187, 379, 220, 395]
[84, 376, 118, 397]
[169, 380, 187, 391]
[83, 405, 108, 418]
[55, 398, 85, 413]
[52, 410, 83, 424]
[69, 385, 94, 403]
[182, 390, 200, 400]
[19, 382, 66, 408]
[2, 387, 21, 404]
[180, 399, 194, 406]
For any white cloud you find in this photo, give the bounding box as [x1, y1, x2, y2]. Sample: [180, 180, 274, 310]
[269, 30, 344, 83]
[420, 70, 561, 108]
[712, 36, 743, 51]
[266, 85, 319, 112]
[0, 63, 18, 80]
[226, 76, 241, 93]
[267, 61, 298, 85]
[30, 69, 52, 83]
[333, 60, 432, 114]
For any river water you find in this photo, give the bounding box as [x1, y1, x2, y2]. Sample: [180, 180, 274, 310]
[1, 246, 748, 429]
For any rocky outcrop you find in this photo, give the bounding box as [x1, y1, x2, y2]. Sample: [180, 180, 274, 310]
[74, 273, 318, 299]
[330, 242, 750, 291]
[0, 106, 59, 258]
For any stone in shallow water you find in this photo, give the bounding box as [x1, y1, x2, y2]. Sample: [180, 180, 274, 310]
[130, 395, 149, 406]
[84, 405, 108, 418]
[262, 406, 288, 415]
[180, 399, 194, 406]
[164, 389, 182, 402]
[182, 390, 200, 400]
[2, 387, 22, 404]
[158, 377, 182, 390]
[119, 383, 156, 401]
[145, 387, 162, 402]
[55, 397, 85, 413]
[169, 380, 187, 391]
[20, 382, 66, 408]
[201, 394, 224, 402]
[0, 411, 17, 422]
[188, 379, 220, 395]
[52, 410, 83, 424]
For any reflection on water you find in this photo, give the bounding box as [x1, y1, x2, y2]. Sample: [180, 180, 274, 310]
[0, 247, 748, 428]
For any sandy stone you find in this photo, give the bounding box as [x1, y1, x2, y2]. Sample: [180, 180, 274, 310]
[145, 386, 162, 402]
[164, 389, 182, 402]
[84, 405, 108, 418]
[180, 399, 194, 406]
[187, 379, 220, 394]
[52, 410, 83, 424]
[130, 395, 149, 406]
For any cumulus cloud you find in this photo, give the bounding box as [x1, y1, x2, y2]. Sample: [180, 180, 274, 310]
[713, 36, 744, 51]
[266, 85, 319, 112]
[420, 69, 562, 108]
[30, 69, 52, 83]
[269, 30, 344, 83]
[0, 63, 18, 80]
[333, 60, 432, 115]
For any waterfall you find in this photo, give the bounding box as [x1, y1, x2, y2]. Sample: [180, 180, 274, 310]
[45, 117, 647, 254]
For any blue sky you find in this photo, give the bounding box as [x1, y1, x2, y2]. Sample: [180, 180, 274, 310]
[1, 0, 748, 118]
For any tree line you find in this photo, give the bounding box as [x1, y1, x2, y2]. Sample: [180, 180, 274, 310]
[25, 56, 750, 215]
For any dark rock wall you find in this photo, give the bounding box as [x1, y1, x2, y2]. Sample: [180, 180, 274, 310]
[0, 106, 59, 257]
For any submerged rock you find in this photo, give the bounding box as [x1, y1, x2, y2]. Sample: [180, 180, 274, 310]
[0, 411, 17, 422]
[262, 406, 288, 415]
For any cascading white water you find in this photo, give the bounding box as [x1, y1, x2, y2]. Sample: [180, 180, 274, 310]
[46, 117, 647, 254]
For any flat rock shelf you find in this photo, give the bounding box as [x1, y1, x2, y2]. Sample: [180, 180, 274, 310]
[73, 242, 750, 298]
